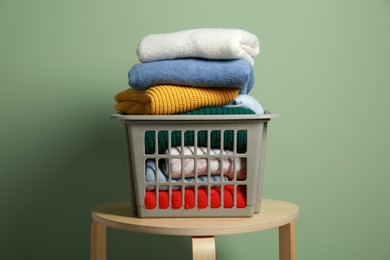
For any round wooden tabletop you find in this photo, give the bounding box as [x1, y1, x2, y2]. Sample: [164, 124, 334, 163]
[91, 199, 299, 237]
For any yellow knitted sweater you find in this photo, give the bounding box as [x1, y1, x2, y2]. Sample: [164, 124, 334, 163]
[114, 85, 240, 115]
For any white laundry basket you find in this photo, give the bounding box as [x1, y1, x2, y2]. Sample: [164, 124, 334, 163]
[112, 113, 277, 217]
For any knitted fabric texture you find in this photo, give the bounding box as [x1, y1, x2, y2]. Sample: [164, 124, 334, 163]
[145, 159, 228, 190]
[114, 85, 239, 115]
[145, 185, 246, 209]
[164, 146, 247, 180]
[137, 28, 259, 65]
[181, 106, 255, 115]
[144, 107, 255, 154]
[128, 58, 254, 94]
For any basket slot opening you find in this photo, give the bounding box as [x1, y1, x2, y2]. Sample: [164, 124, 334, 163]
[223, 130, 234, 152]
[237, 185, 247, 208]
[236, 129, 247, 154]
[158, 130, 169, 155]
[197, 186, 208, 209]
[172, 185, 182, 209]
[185, 185, 195, 209]
[211, 158, 222, 183]
[145, 186, 156, 209]
[157, 186, 169, 209]
[144, 131, 156, 155]
[196, 130, 207, 149]
[235, 157, 247, 181]
[145, 159, 157, 183]
[170, 130, 181, 150]
[210, 130, 220, 151]
[210, 185, 221, 208]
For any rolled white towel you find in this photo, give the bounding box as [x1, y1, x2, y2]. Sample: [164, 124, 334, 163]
[136, 28, 260, 65]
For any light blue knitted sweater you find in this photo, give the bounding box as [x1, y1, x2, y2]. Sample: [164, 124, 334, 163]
[128, 58, 255, 94]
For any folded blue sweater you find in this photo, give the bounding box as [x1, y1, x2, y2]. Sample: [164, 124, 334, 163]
[128, 58, 255, 94]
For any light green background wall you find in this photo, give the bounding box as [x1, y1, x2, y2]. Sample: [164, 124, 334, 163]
[1, 0, 389, 259]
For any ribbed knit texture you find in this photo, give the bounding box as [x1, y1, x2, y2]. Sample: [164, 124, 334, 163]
[145, 159, 228, 190]
[181, 106, 255, 115]
[128, 58, 254, 94]
[144, 107, 254, 154]
[114, 85, 239, 115]
[145, 185, 247, 209]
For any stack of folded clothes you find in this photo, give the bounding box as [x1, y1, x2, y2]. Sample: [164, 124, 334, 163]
[113, 28, 265, 209]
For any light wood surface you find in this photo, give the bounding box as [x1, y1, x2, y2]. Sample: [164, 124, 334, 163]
[91, 199, 298, 260]
[192, 236, 216, 260]
[279, 222, 296, 260]
[91, 199, 298, 236]
[91, 221, 106, 260]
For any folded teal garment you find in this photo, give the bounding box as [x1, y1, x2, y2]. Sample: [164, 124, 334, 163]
[144, 107, 254, 154]
[128, 58, 255, 94]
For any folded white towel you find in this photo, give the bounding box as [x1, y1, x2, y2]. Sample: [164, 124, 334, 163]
[136, 28, 260, 65]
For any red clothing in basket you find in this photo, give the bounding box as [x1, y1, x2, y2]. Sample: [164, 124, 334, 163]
[145, 185, 246, 209]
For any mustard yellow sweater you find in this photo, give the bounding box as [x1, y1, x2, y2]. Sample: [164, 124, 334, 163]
[114, 85, 239, 115]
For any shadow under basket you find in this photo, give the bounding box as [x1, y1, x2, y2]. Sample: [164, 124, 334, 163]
[112, 113, 277, 218]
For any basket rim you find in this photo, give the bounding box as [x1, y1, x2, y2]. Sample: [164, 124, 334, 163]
[111, 111, 279, 121]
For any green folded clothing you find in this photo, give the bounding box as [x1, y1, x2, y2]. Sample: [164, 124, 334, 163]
[144, 107, 255, 154]
[180, 106, 255, 115]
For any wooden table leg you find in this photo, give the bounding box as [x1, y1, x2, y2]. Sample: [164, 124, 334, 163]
[278, 221, 296, 260]
[91, 220, 107, 260]
[192, 236, 216, 260]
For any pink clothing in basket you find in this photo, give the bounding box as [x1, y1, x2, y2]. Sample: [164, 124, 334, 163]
[163, 146, 246, 180]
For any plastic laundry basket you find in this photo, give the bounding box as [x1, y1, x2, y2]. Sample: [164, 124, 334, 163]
[112, 113, 277, 218]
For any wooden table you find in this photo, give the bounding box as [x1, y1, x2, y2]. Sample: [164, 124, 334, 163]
[91, 199, 299, 260]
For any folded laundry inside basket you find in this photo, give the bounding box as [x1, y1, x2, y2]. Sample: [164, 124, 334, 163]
[180, 106, 255, 115]
[145, 185, 246, 209]
[114, 85, 239, 115]
[136, 28, 259, 65]
[143, 106, 254, 154]
[128, 58, 254, 94]
[145, 159, 228, 190]
[163, 146, 246, 180]
[224, 94, 264, 114]
[144, 129, 249, 155]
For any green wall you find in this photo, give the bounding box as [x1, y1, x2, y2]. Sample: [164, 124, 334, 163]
[1, 0, 389, 259]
